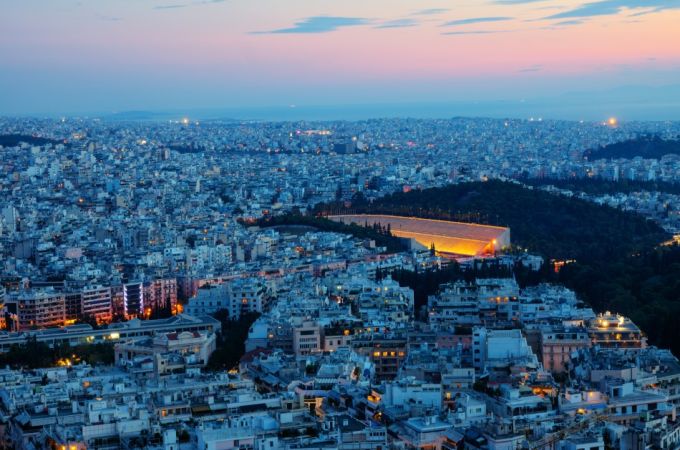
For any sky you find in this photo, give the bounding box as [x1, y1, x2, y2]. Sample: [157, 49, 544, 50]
[1, 0, 680, 120]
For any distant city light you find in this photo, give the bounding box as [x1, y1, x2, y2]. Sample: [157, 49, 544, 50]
[181, 117, 190, 125]
[607, 117, 618, 126]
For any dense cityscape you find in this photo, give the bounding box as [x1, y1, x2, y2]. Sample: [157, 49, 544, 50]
[3, 0, 680, 448]
[0, 115, 679, 449]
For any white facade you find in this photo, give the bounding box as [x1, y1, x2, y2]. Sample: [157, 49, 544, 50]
[382, 377, 442, 409]
[186, 284, 231, 316]
[473, 327, 539, 370]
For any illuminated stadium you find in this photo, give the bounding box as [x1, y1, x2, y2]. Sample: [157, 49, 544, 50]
[329, 214, 510, 257]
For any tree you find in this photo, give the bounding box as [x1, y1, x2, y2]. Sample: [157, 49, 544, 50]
[206, 312, 261, 371]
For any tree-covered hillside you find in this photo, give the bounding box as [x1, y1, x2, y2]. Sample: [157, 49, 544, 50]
[584, 135, 680, 160]
[523, 177, 680, 196]
[0, 134, 65, 147]
[315, 180, 668, 264]
[315, 180, 680, 355]
[252, 214, 407, 253]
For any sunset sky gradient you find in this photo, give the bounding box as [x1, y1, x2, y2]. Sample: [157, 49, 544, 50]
[1, 0, 679, 119]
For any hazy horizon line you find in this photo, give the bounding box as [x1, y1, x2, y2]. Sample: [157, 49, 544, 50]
[3, 100, 680, 124]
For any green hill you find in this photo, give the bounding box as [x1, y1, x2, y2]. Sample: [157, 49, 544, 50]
[0, 134, 65, 148]
[316, 180, 667, 263]
[523, 177, 680, 196]
[584, 136, 680, 160]
[316, 180, 680, 355]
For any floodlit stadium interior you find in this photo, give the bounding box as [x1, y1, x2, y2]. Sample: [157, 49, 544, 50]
[329, 215, 510, 257]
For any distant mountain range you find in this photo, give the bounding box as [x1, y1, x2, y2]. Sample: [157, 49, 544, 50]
[99, 110, 239, 122]
[4, 83, 678, 122]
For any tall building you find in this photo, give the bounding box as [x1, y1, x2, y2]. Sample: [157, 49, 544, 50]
[292, 320, 322, 356]
[1, 204, 18, 234]
[123, 282, 144, 318]
[353, 334, 408, 381]
[587, 312, 647, 349]
[111, 285, 126, 319]
[0, 286, 6, 330]
[186, 284, 231, 317]
[81, 285, 113, 324]
[472, 328, 539, 370]
[6, 289, 66, 330]
[229, 278, 268, 319]
[540, 327, 591, 374]
[144, 278, 178, 314]
[65, 291, 83, 323]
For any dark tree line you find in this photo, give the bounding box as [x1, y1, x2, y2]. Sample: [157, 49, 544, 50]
[556, 244, 680, 355]
[522, 176, 680, 196]
[584, 135, 680, 160]
[251, 213, 406, 253]
[206, 311, 261, 371]
[0, 134, 65, 148]
[315, 180, 667, 263]
[0, 338, 114, 369]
